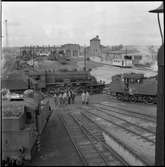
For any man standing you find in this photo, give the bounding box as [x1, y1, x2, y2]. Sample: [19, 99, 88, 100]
[85, 91, 90, 105]
[63, 91, 67, 105]
[67, 90, 71, 104]
[54, 93, 57, 105]
[81, 91, 85, 104]
[58, 92, 63, 105]
[71, 90, 76, 104]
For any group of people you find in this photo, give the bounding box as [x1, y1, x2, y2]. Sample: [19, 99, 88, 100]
[81, 90, 90, 105]
[53, 89, 76, 105]
[52, 88, 90, 106]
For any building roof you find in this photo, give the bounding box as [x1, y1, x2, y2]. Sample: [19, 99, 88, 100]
[61, 44, 80, 48]
[90, 35, 100, 41]
[102, 48, 139, 55]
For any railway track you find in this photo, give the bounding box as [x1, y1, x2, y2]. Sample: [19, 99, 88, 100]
[59, 112, 129, 166]
[59, 113, 108, 166]
[95, 103, 156, 122]
[92, 104, 156, 134]
[80, 105, 155, 144]
[71, 113, 129, 166]
[79, 111, 151, 166]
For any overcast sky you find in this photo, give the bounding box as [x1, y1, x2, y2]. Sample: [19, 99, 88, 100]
[2, 1, 163, 47]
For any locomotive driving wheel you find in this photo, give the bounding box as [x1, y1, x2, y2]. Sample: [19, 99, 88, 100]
[129, 95, 137, 103]
[116, 93, 122, 100]
[142, 96, 153, 104]
[146, 96, 153, 104]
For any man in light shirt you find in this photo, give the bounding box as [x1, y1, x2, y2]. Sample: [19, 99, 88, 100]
[62, 92, 67, 105]
[85, 91, 90, 105]
[81, 91, 85, 104]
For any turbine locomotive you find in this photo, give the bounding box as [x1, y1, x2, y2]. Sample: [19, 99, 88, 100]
[109, 72, 157, 104]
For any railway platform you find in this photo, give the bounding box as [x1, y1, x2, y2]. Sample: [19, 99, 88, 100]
[26, 100, 83, 166]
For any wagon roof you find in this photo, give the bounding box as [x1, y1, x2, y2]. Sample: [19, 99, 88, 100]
[1, 71, 28, 90]
[2, 97, 38, 118]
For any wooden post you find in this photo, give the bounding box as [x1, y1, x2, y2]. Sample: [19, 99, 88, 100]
[84, 47, 86, 71]
[155, 45, 164, 166]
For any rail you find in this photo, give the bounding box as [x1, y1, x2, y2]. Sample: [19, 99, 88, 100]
[96, 103, 156, 122]
[81, 112, 152, 166]
[82, 108, 155, 144]
[70, 113, 129, 166]
[92, 104, 156, 134]
[58, 114, 88, 166]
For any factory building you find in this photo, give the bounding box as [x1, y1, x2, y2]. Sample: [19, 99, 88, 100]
[88, 35, 142, 65]
[61, 44, 80, 57]
[89, 35, 102, 57]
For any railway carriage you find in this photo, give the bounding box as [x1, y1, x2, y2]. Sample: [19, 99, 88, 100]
[112, 55, 133, 68]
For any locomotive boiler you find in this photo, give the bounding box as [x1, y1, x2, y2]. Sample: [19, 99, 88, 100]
[29, 70, 105, 94]
[109, 73, 157, 104]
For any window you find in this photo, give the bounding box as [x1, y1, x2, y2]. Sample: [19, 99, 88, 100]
[124, 56, 132, 60]
[35, 75, 40, 80]
[25, 111, 33, 124]
[25, 106, 34, 124]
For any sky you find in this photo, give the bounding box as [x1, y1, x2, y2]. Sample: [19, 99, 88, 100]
[2, 1, 164, 47]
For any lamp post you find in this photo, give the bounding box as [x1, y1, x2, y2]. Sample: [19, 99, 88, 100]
[149, 3, 164, 166]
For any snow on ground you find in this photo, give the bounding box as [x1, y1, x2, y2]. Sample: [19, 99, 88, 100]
[90, 65, 157, 84]
[90, 56, 113, 65]
[90, 57, 102, 63]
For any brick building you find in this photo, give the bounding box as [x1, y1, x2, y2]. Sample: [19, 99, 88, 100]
[61, 44, 80, 57]
[89, 35, 102, 57]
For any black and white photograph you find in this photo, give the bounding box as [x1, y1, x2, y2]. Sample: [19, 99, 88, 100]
[1, 1, 164, 166]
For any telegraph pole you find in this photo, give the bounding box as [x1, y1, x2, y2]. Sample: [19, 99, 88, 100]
[5, 19, 8, 48]
[84, 46, 87, 71]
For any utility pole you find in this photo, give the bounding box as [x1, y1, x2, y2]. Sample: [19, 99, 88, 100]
[32, 46, 34, 71]
[5, 19, 8, 48]
[84, 46, 87, 71]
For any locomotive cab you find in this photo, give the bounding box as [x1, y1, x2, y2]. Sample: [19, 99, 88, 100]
[122, 73, 144, 91]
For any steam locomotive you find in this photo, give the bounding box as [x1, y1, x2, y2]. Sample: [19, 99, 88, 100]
[2, 91, 52, 165]
[29, 70, 105, 94]
[109, 73, 157, 104]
